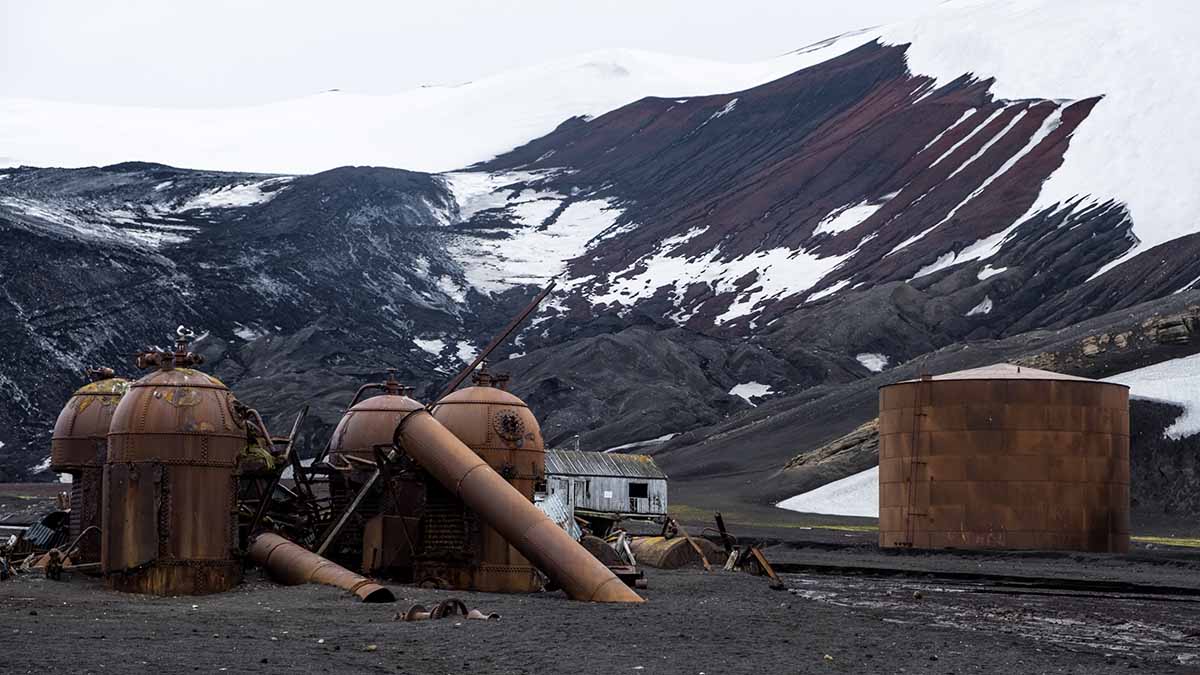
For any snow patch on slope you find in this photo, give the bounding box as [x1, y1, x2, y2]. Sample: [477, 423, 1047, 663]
[456, 341, 475, 364]
[730, 382, 773, 405]
[966, 295, 993, 316]
[179, 176, 294, 210]
[588, 231, 850, 326]
[777, 465, 878, 518]
[28, 456, 51, 475]
[0, 196, 192, 248]
[1103, 353, 1200, 439]
[413, 338, 446, 355]
[815, 201, 884, 236]
[601, 433, 678, 454]
[443, 171, 624, 295]
[856, 353, 889, 372]
[978, 265, 1007, 280]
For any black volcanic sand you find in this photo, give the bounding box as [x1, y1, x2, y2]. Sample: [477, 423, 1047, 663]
[4, 486, 1200, 672]
[2, 561, 1199, 674]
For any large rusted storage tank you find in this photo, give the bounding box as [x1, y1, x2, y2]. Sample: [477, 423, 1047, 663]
[422, 368, 545, 592]
[324, 371, 423, 575]
[50, 368, 129, 566]
[878, 364, 1129, 553]
[102, 335, 247, 594]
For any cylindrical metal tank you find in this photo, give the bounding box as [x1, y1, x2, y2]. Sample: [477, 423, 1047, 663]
[102, 334, 246, 595]
[421, 369, 546, 592]
[629, 536, 723, 569]
[878, 363, 1130, 553]
[50, 368, 129, 566]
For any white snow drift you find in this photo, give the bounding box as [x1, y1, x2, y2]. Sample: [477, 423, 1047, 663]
[729, 381, 774, 405]
[442, 171, 626, 294]
[1103, 352, 1200, 439]
[776, 466, 879, 518]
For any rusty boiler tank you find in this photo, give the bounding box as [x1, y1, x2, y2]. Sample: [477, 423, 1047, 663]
[102, 330, 247, 595]
[419, 366, 545, 593]
[50, 367, 129, 566]
[325, 370, 423, 576]
[878, 364, 1129, 553]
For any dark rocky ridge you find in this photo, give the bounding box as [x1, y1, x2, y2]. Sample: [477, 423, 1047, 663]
[0, 163, 494, 479]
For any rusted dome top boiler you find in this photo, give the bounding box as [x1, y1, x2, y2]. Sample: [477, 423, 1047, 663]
[102, 328, 247, 595]
[878, 364, 1130, 553]
[421, 367, 546, 593]
[328, 369, 422, 466]
[50, 367, 129, 566]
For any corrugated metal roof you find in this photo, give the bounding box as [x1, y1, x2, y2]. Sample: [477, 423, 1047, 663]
[546, 450, 668, 480]
[892, 363, 1115, 384]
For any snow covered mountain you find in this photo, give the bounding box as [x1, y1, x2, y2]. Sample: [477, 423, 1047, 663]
[3, 0, 1200, 520]
[0, 48, 857, 175]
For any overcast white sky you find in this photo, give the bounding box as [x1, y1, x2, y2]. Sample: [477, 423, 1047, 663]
[1, 1, 943, 107]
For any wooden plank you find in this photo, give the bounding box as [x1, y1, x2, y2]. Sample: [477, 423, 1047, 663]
[675, 520, 711, 572]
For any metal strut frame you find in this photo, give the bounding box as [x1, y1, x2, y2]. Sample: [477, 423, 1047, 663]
[246, 406, 309, 538]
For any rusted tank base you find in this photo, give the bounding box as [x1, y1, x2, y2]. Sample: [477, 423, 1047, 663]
[414, 562, 542, 594]
[106, 561, 241, 596]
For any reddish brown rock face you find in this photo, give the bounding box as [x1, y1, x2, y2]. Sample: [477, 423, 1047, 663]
[481, 42, 1141, 339]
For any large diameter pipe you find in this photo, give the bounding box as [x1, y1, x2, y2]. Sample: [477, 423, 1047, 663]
[248, 533, 395, 603]
[397, 410, 644, 603]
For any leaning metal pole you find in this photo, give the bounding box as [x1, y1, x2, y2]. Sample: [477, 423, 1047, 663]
[432, 279, 556, 403]
[395, 409, 644, 603]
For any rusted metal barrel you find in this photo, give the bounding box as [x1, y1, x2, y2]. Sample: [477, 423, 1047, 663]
[629, 536, 722, 569]
[248, 533, 394, 603]
[425, 370, 545, 592]
[878, 364, 1130, 553]
[102, 336, 245, 595]
[397, 409, 643, 603]
[50, 369, 129, 566]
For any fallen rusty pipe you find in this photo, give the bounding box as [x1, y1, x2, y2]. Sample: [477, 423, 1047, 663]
[396, 410, 643, 603]
[248, 533, 395, 603]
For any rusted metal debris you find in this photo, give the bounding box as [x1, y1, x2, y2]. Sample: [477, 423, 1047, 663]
[298, 280, 641, 602]
[629, 535, 721, 570]
[35, 287, 648, 606]
[397, 598, 500, 621]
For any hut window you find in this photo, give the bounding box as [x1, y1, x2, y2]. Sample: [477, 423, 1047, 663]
[629, 482, 649, 499]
